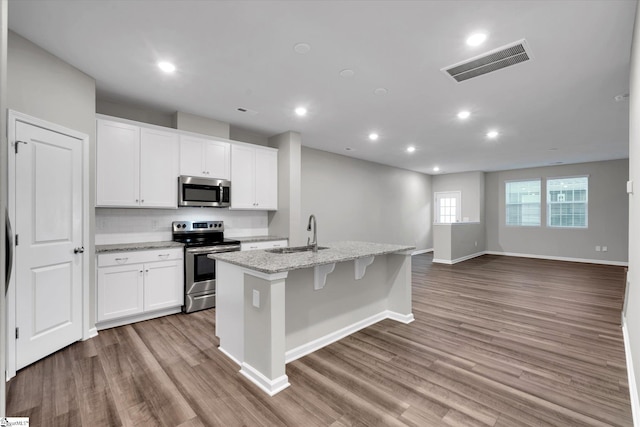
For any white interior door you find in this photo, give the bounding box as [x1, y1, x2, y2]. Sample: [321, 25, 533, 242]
[14, 121, 83, 370]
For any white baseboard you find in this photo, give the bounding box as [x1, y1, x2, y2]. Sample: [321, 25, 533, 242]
[485, 250, 628, 267]
[95, 306, 182, 331]
[433, 251, 485, 265]
[239, 362, 290, 396]
[412, 248, 433, 255]
[622, 318, 640, 426]
[218, 346, 241, 366]
[285, 310, 413, 364]
[83, 327, 98, 341]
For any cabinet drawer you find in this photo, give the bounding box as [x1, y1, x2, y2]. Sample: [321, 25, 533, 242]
[241, 240, 288, 251]
[98, 248, 183, 267]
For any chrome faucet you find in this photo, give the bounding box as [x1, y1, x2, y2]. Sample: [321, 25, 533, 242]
[307, 214, 318, 252]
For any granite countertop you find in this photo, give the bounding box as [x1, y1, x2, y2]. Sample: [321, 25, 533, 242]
[96, 241, 184, 253]
[209, 241, 415, 274]
[233, 235, 288, 243]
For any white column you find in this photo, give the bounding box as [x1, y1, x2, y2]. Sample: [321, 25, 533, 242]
[240, 271, 290, 396]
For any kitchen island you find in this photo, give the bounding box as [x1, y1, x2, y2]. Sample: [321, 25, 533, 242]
[209, 241, 415, 395]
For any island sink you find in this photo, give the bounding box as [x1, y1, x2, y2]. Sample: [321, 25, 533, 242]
[266, 245, 328, 254]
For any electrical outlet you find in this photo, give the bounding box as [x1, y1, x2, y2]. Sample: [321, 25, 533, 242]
[595, 246, 601, 252]
[252, 290, 260, 308]
[603, 246, 608, 252]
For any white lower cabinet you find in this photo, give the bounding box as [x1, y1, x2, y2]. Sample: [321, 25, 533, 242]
[241, 239, 288, 251]
[97, 248, 183, 328]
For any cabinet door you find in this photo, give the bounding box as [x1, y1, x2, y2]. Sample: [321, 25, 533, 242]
[140, 128, 179, 208]
[179, 136, 206, 177]
[254, 148, 278, 210]
[230, 145, 256, 209]
[96, 120, 140, 207]
[97, 264, 144, 322]
[144, 260, 184, 312]
[204, 140, 230, 180]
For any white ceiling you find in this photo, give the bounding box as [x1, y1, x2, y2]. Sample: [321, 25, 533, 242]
[7, 0, 637, 174]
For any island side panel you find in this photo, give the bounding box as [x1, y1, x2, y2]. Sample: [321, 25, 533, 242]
[285, 255, 392, 355]
[216, 261, 245, 364]
[241, 273, 290, 395]
[385, 252, 414, 322]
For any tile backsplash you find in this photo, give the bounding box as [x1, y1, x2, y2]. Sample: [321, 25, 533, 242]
[96, 208, 269, 244]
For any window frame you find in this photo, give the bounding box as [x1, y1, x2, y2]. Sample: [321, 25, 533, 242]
[434, 191, 462, 224]
[504, 178, 542, 227]
[546, 175, 589, 229]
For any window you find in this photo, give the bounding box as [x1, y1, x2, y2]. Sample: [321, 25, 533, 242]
[547, 176, 588, 228]
[434, 191, 461, 223]
[505, 180, 541, 226]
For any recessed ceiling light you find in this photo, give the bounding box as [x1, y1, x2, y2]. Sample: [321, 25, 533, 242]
[406, 146, 416, 153]
[294, 43, 311, 54]
[340, 69, 355, 78]
[294, 107, 307, 116]
[466, 32, 488, 47]
[374, 88, 388, 96]
[457, 110, 471, 120]
[433, 166, 440, 172]
[158, 61, 176, 73]
[486, 130, 499, 139]
[368, 133, 379, 141]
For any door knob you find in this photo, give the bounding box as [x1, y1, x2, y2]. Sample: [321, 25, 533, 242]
[74, 247, 85, 254]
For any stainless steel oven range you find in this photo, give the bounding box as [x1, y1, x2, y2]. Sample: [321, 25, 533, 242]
[172, 220, 241, 313]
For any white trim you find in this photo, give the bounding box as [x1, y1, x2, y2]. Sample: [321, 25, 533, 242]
[6, 110, 90, 380]
[622, 318, 640, 426]
[485, 250, 628, 267]
[218, 346, 242, 366]
[412, 248, 433, 255]
[285, 310, 414, 364]
[95, 306, 181, 331]
[432, 251, 485, 265]
[239, 362, 290, 396]
[83, 328, 98, 341]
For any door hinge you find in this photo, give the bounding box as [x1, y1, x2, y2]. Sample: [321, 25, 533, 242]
[15, 327, 19, 339]
[15, 234, 18, 246]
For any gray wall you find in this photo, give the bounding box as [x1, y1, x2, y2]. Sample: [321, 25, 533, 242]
[626, 2, 640, 416]
[0, 0, 6, 417]
[485, 159, 628, 263]
[173, 111, 229, 139]
[96, 98, 173, 127]
[268, 131, 302, 245]
[7, 31, 97, 325]
[301, 147, 432, 250]
[432, 171, 485, 222]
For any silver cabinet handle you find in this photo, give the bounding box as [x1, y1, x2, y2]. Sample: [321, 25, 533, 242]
[74, 247, 85, 254]
[158, 253, 170, 258]
[115, 257, 128, 264]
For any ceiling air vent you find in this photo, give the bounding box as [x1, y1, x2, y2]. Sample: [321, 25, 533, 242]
[442, 39, 533, 83]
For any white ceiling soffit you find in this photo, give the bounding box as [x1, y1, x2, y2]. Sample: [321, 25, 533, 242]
[442, 39, 533, 83]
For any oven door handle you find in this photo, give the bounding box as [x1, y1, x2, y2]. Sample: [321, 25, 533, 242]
[186, 245, 241, 254]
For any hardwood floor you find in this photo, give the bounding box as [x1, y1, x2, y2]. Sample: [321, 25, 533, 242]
[6, 254, 633, 426]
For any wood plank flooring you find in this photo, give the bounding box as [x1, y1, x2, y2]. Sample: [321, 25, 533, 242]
[6, 254, 633, 426]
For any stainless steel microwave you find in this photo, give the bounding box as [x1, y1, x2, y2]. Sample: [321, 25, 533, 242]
[178, 176, 231, 208]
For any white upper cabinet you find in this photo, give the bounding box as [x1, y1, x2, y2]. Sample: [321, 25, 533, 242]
[96, 118, 179, 208]
[139, 128, 180, 208]
[179, 135, 230, 180]
[96, 120, 140, 207]
[231, 144, 278, 210]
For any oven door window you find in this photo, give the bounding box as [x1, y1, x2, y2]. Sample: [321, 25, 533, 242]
[193, 253, 215, 282]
